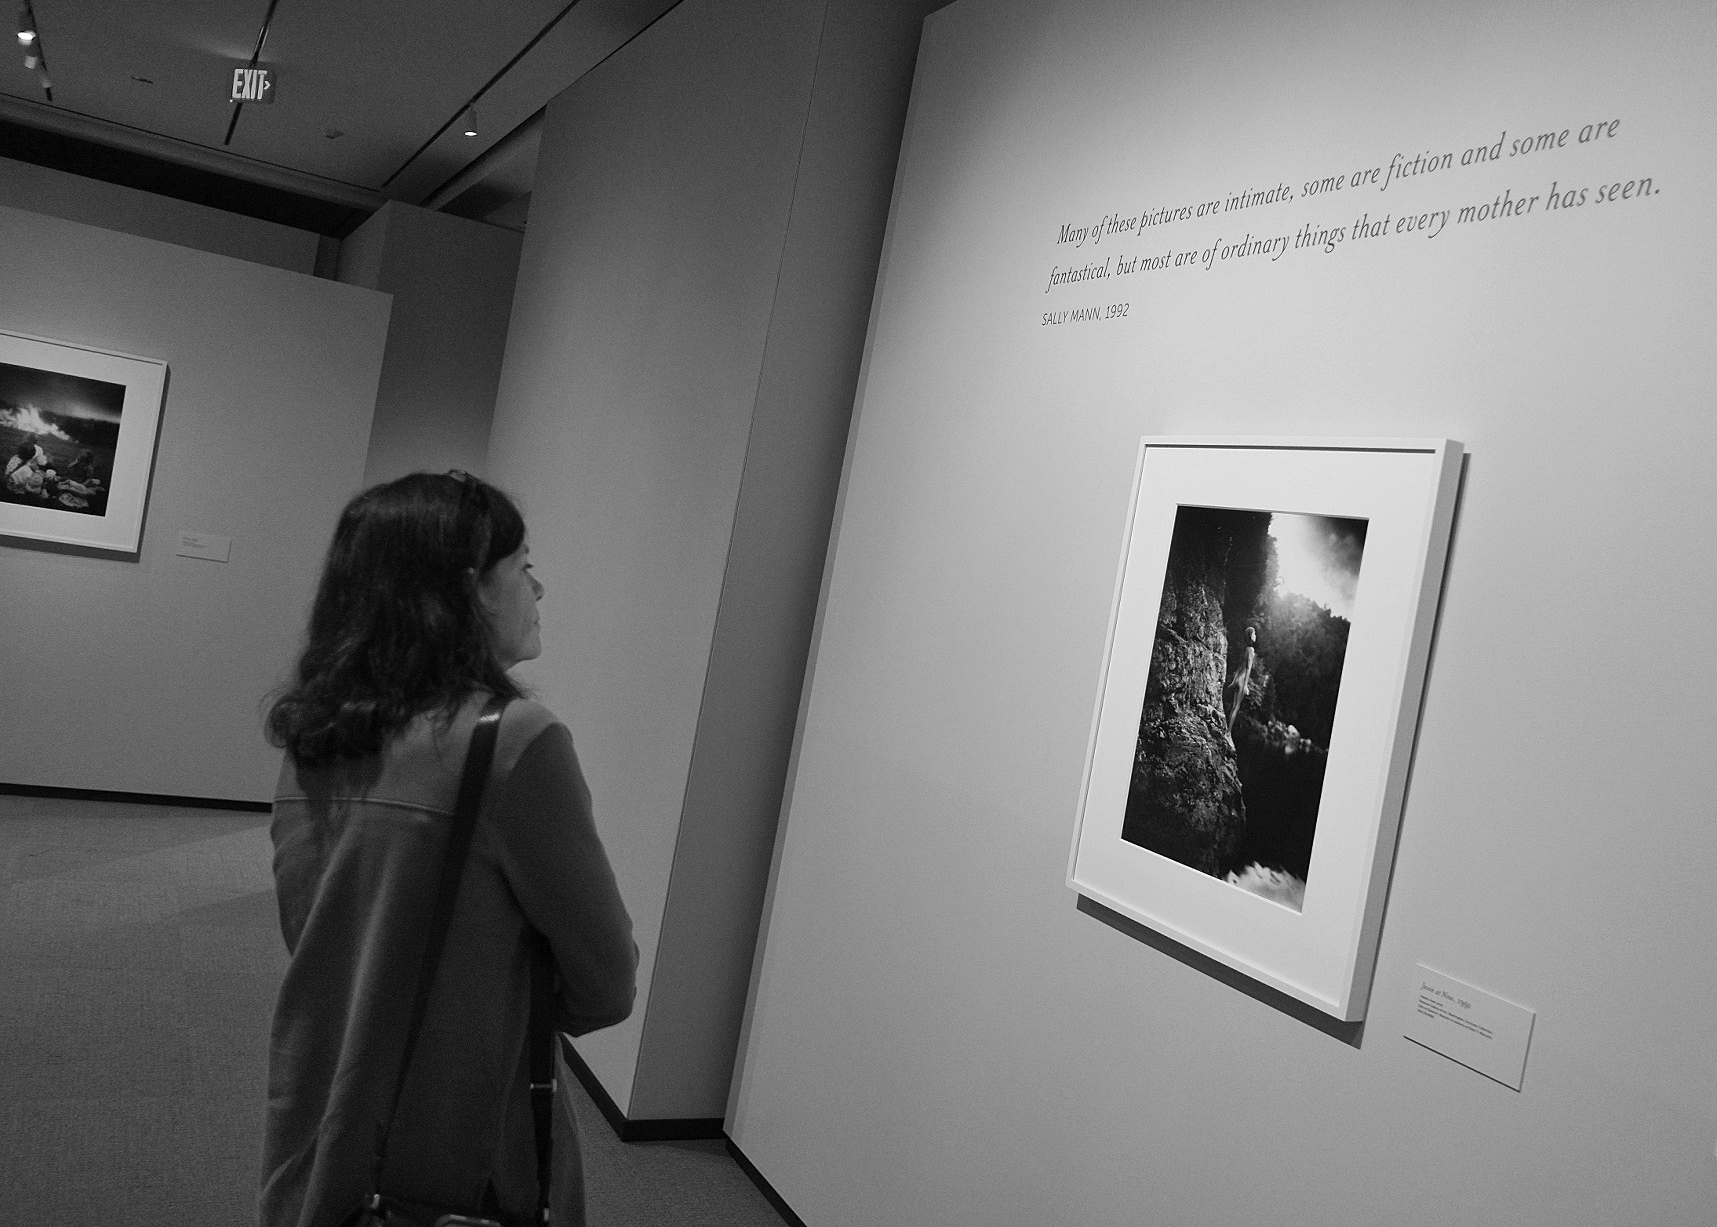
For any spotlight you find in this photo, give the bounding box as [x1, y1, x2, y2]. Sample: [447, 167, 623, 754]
[462, 106, 477, 137]
[16, 2, 48, 99]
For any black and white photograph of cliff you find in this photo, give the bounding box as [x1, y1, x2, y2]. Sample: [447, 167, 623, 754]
[1120, 505, 1367, 912]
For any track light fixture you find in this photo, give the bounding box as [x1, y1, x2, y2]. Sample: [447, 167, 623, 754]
[462, 107, 478, 138]
[16, 2, 48, 100]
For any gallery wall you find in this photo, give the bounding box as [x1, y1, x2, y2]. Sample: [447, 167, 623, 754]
[0, 155, 321, 274]
[0, 205, 390, 801]
[729, 0, 1717, 1223]
[486, 0, 937, 1120]
[337, 202, 522, 485]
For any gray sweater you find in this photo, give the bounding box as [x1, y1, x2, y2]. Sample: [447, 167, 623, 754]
[260, 696, 636, 1227]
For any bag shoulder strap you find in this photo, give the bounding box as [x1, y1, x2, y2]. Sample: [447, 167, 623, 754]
[371, 693, 510, 1196]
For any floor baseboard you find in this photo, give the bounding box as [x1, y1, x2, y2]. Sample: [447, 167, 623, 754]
[725, 1138, 809, 1227]
[0, 782, 271, 812]
[557, 1036, 725, 1142]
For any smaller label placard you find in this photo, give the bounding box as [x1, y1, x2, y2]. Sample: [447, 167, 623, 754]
[176, 530, 231, 562]
[1404, 965, 1535, 1090]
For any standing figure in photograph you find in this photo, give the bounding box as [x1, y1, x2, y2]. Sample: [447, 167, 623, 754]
[1225, 625, 1257, 732]
[261, 471, 637, 1227]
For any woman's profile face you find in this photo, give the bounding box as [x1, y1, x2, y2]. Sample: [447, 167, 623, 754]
[477, 541, 544, 669]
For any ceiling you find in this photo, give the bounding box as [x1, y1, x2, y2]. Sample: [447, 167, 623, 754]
[0, 0, 682, 234]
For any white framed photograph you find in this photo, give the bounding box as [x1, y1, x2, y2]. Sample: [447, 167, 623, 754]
[1068, 437, 1463, 1020]
[0, 329, 167, 554]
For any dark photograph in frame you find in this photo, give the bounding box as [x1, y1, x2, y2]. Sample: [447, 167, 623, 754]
[1120, 505, 1368, 912]
[0, 329, 166, 555]
[0, 360, 126, 518]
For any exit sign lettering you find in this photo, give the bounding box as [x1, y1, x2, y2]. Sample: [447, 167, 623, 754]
[231, 67, 275, 103]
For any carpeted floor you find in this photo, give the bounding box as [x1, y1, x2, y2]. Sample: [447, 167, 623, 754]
[0, 793, 788, 1226]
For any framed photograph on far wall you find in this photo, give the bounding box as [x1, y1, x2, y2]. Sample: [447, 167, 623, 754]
[0, 329, 167, 554]
[1068, 437, 1463, 1021]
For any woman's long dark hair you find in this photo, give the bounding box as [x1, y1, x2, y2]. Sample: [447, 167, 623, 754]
[267, 471, 527, 767]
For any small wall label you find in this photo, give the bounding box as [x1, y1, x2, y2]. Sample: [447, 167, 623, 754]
[175, 531, 231, 562]
[1403, 964, 1536, 1090]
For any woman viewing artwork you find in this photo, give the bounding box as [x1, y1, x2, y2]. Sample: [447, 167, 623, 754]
[261, 471, 637, 1227]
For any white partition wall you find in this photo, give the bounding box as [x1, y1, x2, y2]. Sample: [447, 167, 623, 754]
[730, 0, 1717, 1222]
[486, 0, 939, 1121]
[0, 207, 388, 802]
[337, 202, 522, 485]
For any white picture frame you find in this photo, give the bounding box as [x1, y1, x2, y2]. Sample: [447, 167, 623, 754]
[1068, 437, 1462, 1021]
[0, 328, 167, 554]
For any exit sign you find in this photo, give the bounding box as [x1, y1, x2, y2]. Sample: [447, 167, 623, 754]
[231, 67, 275, 103]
